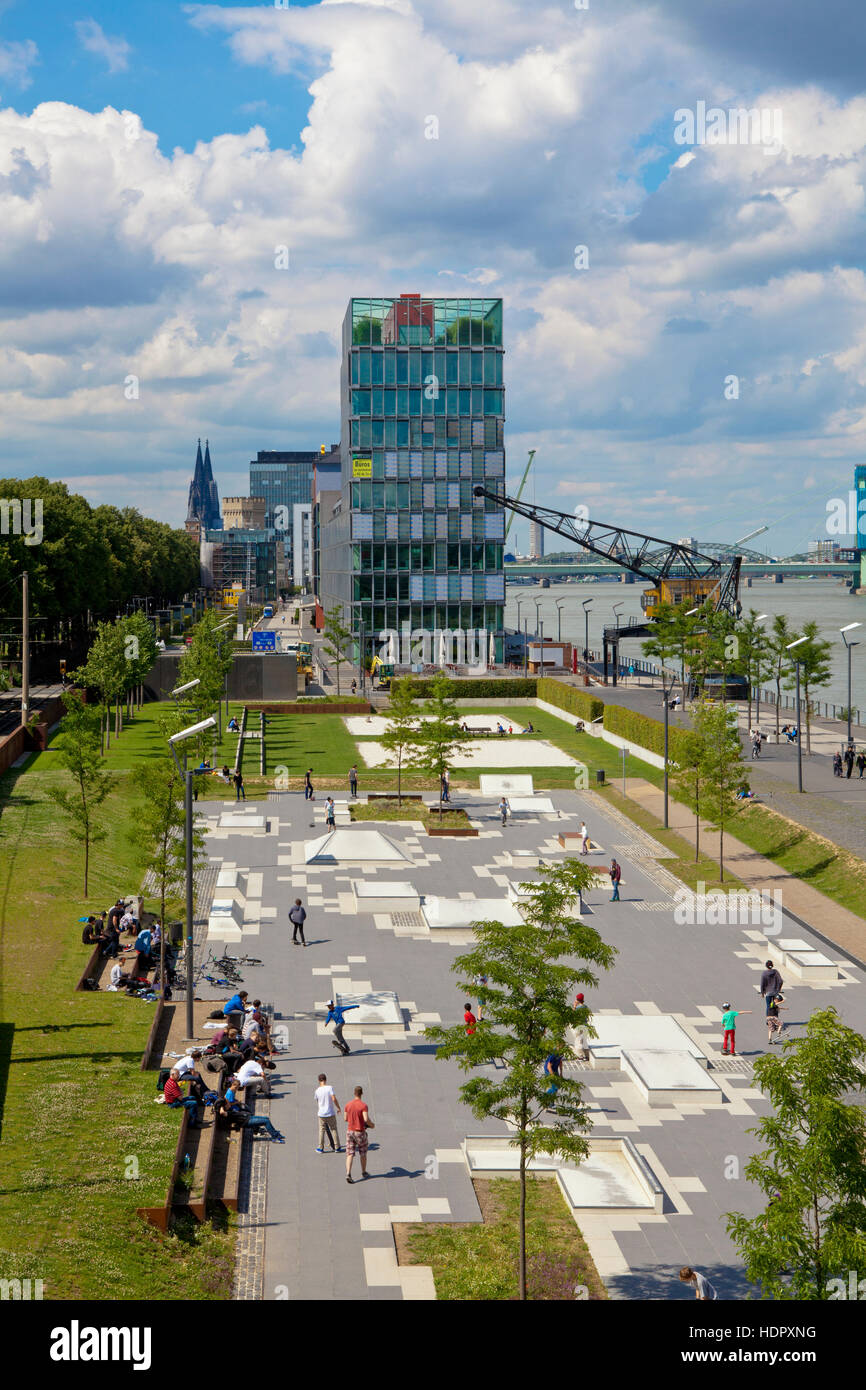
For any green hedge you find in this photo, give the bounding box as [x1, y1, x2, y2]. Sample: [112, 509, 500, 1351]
[407, 677, 538, 699]
[602, 703, 691, 762]
[537, 677, 604, 723]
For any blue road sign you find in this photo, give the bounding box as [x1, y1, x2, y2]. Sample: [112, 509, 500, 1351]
[252, 630, 276, 652]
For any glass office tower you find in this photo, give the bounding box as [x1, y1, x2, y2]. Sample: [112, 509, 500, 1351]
[320, 294, 506, 661]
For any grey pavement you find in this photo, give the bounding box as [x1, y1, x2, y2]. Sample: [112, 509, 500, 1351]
[199, 783, 866, 1301]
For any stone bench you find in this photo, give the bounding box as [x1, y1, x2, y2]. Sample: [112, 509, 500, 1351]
[620, 1048, 722, 1107]
[352, 880, 421, 913]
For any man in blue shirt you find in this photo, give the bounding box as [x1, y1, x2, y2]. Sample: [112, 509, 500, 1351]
[223, 991, 248, 1030]
[325, 1000, 359, 1056]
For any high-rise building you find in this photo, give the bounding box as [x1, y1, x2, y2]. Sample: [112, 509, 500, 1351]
[185, 439, 222, 534]
[529, 520, 545, 559]
[250, 447, 338, 582]
[318, 294, 506, 661]
[201, 528, 286, 602]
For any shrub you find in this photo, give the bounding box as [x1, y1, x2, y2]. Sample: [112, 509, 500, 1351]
[603, 703, 691, 762]
[407, 677, 538, 699]
[537, 677, 604, 723]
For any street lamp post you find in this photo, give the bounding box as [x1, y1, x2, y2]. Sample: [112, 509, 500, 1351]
[556, 598, 565, 645]
[840, 623, 862, 747]
[533, 598, 542, 676]
[168, 716, 217, 1039]
[582, 599, 593, 686]
[515, 598, 524, 675]
[786, 636, 808, 794]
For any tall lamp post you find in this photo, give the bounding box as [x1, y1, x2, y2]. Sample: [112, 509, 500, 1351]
[533, 597, 543, 676]
[752, 614, 768, 727]
[555, 598, 566, 645]
[213, 619, 232, 740]
[167, 716, 217, 1039]
[582, 599, 593, 686]
[840, 622, 862, 747]
[786, 636, 808, 794]
[516, 597, 524, 675]
[612, 602, 624, 684]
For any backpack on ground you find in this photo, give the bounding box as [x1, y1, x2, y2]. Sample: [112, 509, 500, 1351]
[156, 1068, 171, 1093]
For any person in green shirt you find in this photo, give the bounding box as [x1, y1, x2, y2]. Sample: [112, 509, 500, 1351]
[721, 1002, 752, 1056]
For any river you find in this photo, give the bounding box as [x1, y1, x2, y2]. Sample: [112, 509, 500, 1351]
[504, 577, 866, 708]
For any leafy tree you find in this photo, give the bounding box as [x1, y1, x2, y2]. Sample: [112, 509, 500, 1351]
[738, 610, 772, 730]
[73, 619, 128, 751]
[769, 614, 794, 740]
[133, 708, 206, 994]
[726, 1008, 866, 1300]
[47, 691, 116, 896]
[424, 860, 615, 1300]
[322, 605, 354, 697]
[787, 620, 833, 755]
[643, 602, 704, 702]
[670, 723, 708, 862]
[121, 611, 158, 716]
[380, 676, 419, 803]
[411, 672, 470, 816]
[696, 699, 745, 882]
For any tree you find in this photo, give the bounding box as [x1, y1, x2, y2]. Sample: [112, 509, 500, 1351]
[133, 709, 206, 995]
[380, 677, 419, 803]
[322, 605, 354, 697]
[424, 860, 615, 1300]
[790, 620, 833, 755]
[738, 610, 771, 730]
[74, 620, 128, 751]
[121, 611, 158, 715]
[640, 604, 681, 704]
[177, 610, 232, 745]
[670, 724, 708, 863]
[769, 614, 794, 740]
[47, 691, 116, 896]
[411, 672, 470, 816]
[726, 1008, 866, 1300]
[696, 699, 744, 882]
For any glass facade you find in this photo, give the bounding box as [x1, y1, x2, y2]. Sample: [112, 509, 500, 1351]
[320, 295, 505, 659]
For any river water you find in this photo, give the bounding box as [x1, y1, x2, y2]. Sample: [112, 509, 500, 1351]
[505, 577, 866, 708]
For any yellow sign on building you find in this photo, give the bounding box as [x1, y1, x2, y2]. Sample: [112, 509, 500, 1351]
[352, 457, 372, 478]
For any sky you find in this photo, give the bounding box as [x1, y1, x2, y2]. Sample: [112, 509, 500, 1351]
[0, 0, 865, 557]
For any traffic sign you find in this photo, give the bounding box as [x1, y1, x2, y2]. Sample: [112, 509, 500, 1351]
[252, 630, 276, 652]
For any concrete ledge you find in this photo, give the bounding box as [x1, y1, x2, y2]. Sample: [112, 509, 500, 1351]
[621, 1048, 723, 1107]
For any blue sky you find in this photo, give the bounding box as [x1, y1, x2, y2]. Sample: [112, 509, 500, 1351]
[1, 0, 865, 558]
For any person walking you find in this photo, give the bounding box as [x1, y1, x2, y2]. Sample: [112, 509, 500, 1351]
[304, 768, 314, 801]
[574, 992, 590, 1061]
[441, 769, 450, 803]
[325, 796, 336, 830]
[498, 795, 509, 827]
[344, 1085, 374, 1183]
[766, 994, 787, 1045]
[678, 1267, 718, 1301]
[759, 960, 783, 1016]
[845, 745, 855, 779]
[463, 1002, 477, 1036]
[348, 764, 358, 798]
[475, 974, 488, 1021]
[833, 751, 844, 777]
[580, 821, 589, 855]
[314, 1073, 342, 1152]
[857, 752, 866, 779]
[289, 898, 307, 946]
[609, 858, 621, 902]
[721, 1002, 752, 1056]
[326, 999, 358, 1055]
[233, 770, 245, 801]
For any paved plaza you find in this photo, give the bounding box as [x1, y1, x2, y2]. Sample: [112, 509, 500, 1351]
[196, 785, 866, 1301]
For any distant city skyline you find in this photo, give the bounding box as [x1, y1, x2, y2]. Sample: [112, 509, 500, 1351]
[1, 1, 865, 558]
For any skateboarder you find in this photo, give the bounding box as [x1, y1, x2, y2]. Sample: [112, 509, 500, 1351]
[304, 768, 314, 801]
[721, 1002, 752, 1056]
[325, 999, 358, 1055]
[349, 764, 358, 798]
[325, 796, 336, 829]
[580, 821, 589, 854]
[498, 796, 509, 826]
[289, 898, 307, 946]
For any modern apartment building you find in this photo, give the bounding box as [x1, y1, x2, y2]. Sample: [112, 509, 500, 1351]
[318, 294, 506, 661]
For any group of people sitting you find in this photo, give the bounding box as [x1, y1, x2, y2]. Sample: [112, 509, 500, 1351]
[81, 898, 176, 995]
[160, 992, 283, 1140]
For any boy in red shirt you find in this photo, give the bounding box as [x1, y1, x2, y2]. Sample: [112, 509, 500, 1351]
[464, 1003, 477, 1036]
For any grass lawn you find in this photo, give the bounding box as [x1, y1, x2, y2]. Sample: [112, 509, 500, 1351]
[720, 803, 866, 922]
[0, 747, 234, 1299]
[397, 1176, 608, 1300]
[349, 799, 472, 829]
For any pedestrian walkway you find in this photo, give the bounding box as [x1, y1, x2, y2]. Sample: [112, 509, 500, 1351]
[623, 778, 866, 964]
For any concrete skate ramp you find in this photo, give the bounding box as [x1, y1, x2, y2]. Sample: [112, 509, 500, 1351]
[352, 880, 420, 912]
[305, 828, 412, 866]
[480, 775, 534, 795]
[463, 1135, 663, 1211]
[336, 990, 404, 1032]
[505, 796, 555, 814]
[584, 1014, 707, 1068]
[422, 896, 523, 930]
[621, 1049, 722, 1107]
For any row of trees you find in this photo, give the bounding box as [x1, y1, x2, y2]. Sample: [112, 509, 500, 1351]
[0, 477, 199, 626]
[643, 603, 833, 753]
[72, 612, 159, 751]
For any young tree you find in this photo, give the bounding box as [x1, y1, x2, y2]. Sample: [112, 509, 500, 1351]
[738, 610, 770, 730]
[424, 860, 615, 1300]
[769, 614, 794, 739]
[640, 603, 681, 705]
[696, 699, 745, 882]
[322, 605, 354, 697]
[380, 676, 419, 803]
[133, 709, 206, 994]
[670, 723, 708, 863]
[726, 1008, 866, 1300]
[791, 620, 833, 755]
[121, 611, 158, 716]
[47, 691, 116, 896]
[74, 619, 128, 751]
[411, 672, 470, 817]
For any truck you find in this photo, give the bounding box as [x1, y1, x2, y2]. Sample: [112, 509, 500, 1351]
[263, 604, 274, 619]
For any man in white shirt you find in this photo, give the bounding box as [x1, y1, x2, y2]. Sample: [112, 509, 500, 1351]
[175, 1050, 207, 1100]
[109, 961, 123, 990]
[314, 1073, 341, 1153]
[236, 1056, 275, 1098]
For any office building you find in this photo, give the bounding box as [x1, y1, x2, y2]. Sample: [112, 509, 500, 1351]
[293, 503, 312, 589]
[318, 294, 506, 662]
[201, 528, 286, 603]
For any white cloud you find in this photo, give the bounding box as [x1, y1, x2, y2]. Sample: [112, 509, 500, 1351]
[74, 19, 131, 75]
[0, 38, 38, 88]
